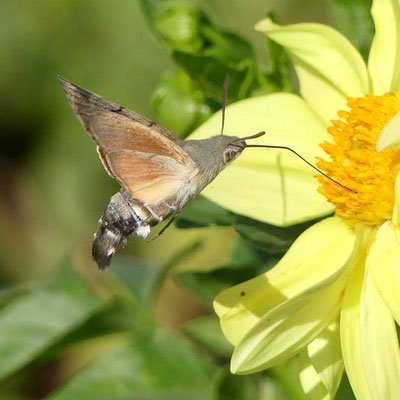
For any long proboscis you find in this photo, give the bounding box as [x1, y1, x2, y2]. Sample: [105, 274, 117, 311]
[239, 131, 266, 140]
[245, 144, 354, 192]
[235, 132, 354, 193]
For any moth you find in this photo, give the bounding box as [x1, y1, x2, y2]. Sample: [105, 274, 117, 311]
[59, 76, 344, 270]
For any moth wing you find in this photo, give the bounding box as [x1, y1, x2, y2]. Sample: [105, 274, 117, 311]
[105, 150, 197, 204]
[58, 76, 200, 204]
[58, 76, 196, 170]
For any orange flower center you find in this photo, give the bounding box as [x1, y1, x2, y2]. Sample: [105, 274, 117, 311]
[317, 93, 400, 225]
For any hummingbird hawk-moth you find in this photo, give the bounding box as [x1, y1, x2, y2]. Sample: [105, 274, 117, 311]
[59, 76, 345, 270]
[58, 76, 266, 270]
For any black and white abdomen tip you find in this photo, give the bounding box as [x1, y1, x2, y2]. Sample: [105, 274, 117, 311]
[92, 222, 122, 270]
[92, 190, 151, 270]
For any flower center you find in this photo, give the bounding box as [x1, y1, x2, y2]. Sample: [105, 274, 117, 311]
[317, 93, 400, 225]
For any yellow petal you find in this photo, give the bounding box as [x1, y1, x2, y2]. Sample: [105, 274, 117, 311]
[231, 277, 344, 374]
[299, 317, 343, 400]
[189, 93, 333, 226]
[292, 61, 347, 126]
[394, 172, 400, 226]
[255, 19, 369, 124]
[341, 260, 373, 400]
[215, 217, 356, 345]
[368, 0, 400, 94]
[298, 351, 330, 400]
[376, 111, 400, 151]
[368, 221, 400, 324]
[359, 270, 400, 399]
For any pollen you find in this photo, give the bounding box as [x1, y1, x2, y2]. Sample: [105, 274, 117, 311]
[317, 93, 400, 225]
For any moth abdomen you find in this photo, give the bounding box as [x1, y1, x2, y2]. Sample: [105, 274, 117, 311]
[92, 189, 151, 270]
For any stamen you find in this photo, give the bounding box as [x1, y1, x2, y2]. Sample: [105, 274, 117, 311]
[317, 93, 400, 225]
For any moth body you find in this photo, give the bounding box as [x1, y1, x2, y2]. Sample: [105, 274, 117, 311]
[59, 76, 246, 269]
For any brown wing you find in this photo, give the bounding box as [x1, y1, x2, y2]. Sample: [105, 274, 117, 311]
[106, 150, 196, 204]
[59, 76, 199, 204]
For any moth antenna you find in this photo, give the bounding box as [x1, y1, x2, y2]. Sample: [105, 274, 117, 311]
[244, 144, 355, 193]
[220, 74, 229, 135]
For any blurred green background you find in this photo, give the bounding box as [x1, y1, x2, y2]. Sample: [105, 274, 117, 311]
[0, 1, 371, 399]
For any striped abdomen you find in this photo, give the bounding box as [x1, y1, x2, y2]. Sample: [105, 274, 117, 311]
[92, 189, 167, 270]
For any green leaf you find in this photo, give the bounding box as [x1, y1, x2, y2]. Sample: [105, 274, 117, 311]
[139, 0, 206, 52]
[139, 0, 262, 102]
[110, 241, 202, 309]
[175, 268, 232, 308]
[46, 316, 217, 400]
[0, 260, 102, 380]
[233, 216, 323, 253]
[182, 315, 233, 357]
[174, 241, 280, 308]
[0, 286, 29, 309]
[176, 195, 236, 229]
[172, 52, 258, 101]
[335, 373, 357, 400]
[268, 359, 309, 400]
[53, 297, 134, 348]
[174, 231, 284, 309]
[215, 369, 262, 400]
[214, 368, 290, 400]
[259, 13, 294, 94]
[326, 0, 374, 61]
[139, 0, 254, 63]
[177, 200, 322, 256]
[175, 262, 270, 309]
[151, 71, 212, 137]
[201, 27, 253, 64]
[229, 238, 275, 270]
[108, 256, 161, 305]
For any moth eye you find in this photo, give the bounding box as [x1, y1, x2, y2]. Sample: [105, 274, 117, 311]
[224, 149, 237, 163]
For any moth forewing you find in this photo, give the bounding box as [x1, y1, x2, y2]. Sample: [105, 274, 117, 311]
[59, 76, 208, 270]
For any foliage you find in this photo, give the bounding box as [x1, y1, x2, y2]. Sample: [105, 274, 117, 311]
[139, 0, 294, 137]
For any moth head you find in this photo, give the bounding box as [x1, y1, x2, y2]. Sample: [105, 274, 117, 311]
[180, 131, 266, 182]
[222, 137, 246, 164]
[222, 131, 266, 164]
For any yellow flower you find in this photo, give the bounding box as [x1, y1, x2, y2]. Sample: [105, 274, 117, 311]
[188, 1, 400, 399]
